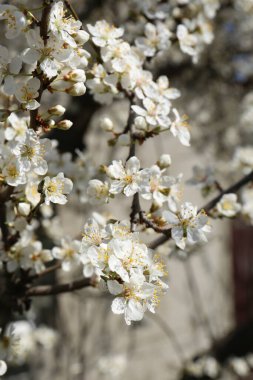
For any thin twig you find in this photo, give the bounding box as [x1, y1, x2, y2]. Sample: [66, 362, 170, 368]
[25, 277, 95, 297]
[125, 102, 141, 231]
[64, 0, 79, 21]
[149, 170, 253, 250]
[0, 186, 14, 249]
[30, 0, 53, 130]
[28, 261, 62, 281]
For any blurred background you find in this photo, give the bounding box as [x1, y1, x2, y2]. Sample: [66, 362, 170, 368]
[2, 0, 253, 379]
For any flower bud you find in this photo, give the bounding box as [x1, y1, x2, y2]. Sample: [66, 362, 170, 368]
[56, 120, 73, 130]
[157, 154, 172, 169]
[87, 179, 109, 204]
[17, 202, 31, 216]
[134, 116, 147, 131]
[99, 117, 114, 131]
[48, 119, 55, 128]
[66, 82, 86, 96]
[77, 48, 90, 67]
[74, 30, 89, 44]
[50, 80, 69, 92]
[0, 360, 7, 376]
[48, 105, 66, 116]
[67, 69, 86, 82]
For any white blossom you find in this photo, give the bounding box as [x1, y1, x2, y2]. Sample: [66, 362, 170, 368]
[52, 237, 81, 272]
[87, 20, 124, 47]
[107, 156, 141, 197]
[27, 241, 52, 274]
[22, 28, 73, 79]
[233, 146, 253, 174]
[2, 157, 26, 187]
[87, 179, 110, 204]
[170, 108, 190, 146]
[140, 165, 179, 206]
[132, 97, 171, 131]
[163, 202, 211, 249]
[15, 78, 41, 110]
[177, 24, 198, 58]
[5, 113, 28, 142]
[0, 4, 26, 39]
[43, 172, 73, 205]
[216, 193, 241, 217]
[0, 45, 22, 94]
[48, 1, 82, 47]
[0, 360, 7, 376]
[157, 154, 171, 169]
[80, 218, 167, 324]
[135, 22, 171, 57]
[11, 129, 51, 176]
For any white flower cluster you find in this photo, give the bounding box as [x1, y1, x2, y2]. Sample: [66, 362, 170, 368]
[1, 219, 85, 275]
[87, 20, 189, 143]
[0, 322, 58, 371]
[0, 0, 234, 341]
[88, 154, 212, 249]
[88, 155, 181, 208]
[124, 0, 221, 62]
[4, 233, 53, 274]
[0, 106, 97, 264]
[0, 113, 73, 211]
[87, 20, 136, 104]
[0, 1, 89, 109]
[163, 202, 211, 250]
[47, 147, 95, 204]
[0, 4, 27, 40]
[80, 218, 168, 325]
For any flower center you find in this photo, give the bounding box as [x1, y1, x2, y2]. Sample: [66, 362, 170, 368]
[222, 201, 233, 211]
[124, 175, 133, 184]
[7, 165, 18, 178]
[21, 145, 35, 159]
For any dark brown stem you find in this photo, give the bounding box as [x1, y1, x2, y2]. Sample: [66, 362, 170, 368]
[214, 180, 223, 193]
[201, 171, 253, 213]
[0, 186, 14, 249]
[25, 277, 95, 297]
[140, 212, 171, 234]
[64, 0, 79, 21]
[124, 101, 141, 231]
[0, 203, 9, 249]
[149, 170, 253, 250]
[130, 193, 141, 230]
[27, 196, 44, 223]
[30, 0, 53, 130]
[28, 262, 62, 281]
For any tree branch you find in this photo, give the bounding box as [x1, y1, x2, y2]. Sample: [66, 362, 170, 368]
[149, 170, 253, 250]
[64, 0, 79, 21]
[0, 186, 14, 249]
[25, 277, 95, 297]
[125, 102, 141, 231]
[30, 0, 53, 130]
[28, 261, 62, 281]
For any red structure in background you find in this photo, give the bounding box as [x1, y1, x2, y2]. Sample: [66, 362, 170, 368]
[232, 220, 253, 325]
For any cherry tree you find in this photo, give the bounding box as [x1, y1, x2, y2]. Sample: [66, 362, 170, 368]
[0, 0, 253, 378]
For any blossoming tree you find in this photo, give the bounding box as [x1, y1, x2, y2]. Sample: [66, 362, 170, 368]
[0, 0, 253, 378]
